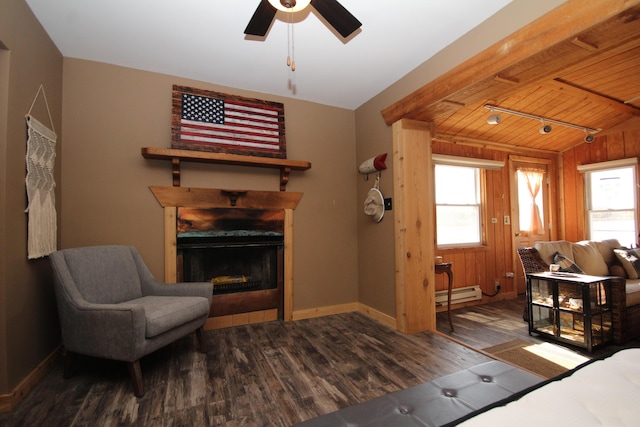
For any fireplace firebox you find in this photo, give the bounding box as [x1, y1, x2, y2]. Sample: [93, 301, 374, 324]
[176, 207, 285, 319]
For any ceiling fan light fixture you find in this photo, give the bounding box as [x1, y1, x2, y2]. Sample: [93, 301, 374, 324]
[268, 0, 312, 13]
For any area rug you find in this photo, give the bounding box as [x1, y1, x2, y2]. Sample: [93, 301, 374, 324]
[482, 339, 589, 379]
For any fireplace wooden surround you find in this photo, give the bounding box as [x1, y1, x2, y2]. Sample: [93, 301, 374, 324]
[143, 147, 310, 330]
[150, 186, 302, 330]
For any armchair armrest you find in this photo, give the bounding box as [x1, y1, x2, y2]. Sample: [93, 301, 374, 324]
[58, 299, 147, 362]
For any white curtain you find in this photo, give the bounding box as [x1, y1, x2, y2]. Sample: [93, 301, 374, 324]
[520, 168, 544, 235]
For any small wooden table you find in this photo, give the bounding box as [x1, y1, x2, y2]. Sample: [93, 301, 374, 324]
[436, 262, 454, 331]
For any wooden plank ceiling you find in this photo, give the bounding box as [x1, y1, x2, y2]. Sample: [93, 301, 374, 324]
[382, 0, 640, 153]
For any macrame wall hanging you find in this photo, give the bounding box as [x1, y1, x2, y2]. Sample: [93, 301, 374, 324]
[25, 84, 57, 259]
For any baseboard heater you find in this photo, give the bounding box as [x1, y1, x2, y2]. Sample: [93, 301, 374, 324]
[435, 286, 481, 306]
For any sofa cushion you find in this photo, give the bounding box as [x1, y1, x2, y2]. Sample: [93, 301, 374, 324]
[614, 248, 640, 280]
[553, 252, 584, 273]
[588, 239, 622, 266]
[571, 242, 609, 276]
[534, 241, 574, 266]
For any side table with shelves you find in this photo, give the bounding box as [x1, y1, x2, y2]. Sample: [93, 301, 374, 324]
[527, 271, 612, 352]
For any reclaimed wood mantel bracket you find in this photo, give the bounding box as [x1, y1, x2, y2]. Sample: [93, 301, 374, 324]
[141, 147, 311, 191]
[220, 190, 248, 206]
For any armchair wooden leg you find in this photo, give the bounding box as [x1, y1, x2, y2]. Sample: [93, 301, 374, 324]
[196, 326, 208, 354]
[127, 360, 144, 397]
[62, 348, 74, 379]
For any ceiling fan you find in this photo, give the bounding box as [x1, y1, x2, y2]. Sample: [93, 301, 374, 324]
[245, 0, 362, 38]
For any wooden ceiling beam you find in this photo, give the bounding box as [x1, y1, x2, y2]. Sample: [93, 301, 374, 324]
[544, 79, 640, 117]
[381, 0, 640, 126]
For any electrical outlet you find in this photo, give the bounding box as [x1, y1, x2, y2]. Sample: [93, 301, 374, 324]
[491, 217, 498, 223]
[494, 280, 500, 292]
[503, 215, 511, 225]
[505, 272, 514, 278]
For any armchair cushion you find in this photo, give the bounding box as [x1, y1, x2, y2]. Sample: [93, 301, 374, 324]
[132, 295, 211, 338]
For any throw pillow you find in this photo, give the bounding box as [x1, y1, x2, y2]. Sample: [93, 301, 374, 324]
[553, 252, 584, 273]
[613, 248, 640, 279]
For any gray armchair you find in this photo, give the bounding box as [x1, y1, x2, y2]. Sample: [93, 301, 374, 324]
[49, 245, 213, 397]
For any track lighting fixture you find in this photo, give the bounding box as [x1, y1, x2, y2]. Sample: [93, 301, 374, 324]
[484, 105, 600, 141]
[539, 120, 552, 134]
[486, 107, 501, 125]
[584, 131, 595, 143]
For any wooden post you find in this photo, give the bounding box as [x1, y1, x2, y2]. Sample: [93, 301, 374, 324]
[284, 208, 294, 321]
[164, 207, 177, 282]
[393, 119, 435, 334]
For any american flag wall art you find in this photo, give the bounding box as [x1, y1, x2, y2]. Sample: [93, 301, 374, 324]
[171, 85, 286, 159]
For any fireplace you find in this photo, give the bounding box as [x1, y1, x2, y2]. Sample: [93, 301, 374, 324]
[149, 186, 303, 329]
[176, 207, 285, 319]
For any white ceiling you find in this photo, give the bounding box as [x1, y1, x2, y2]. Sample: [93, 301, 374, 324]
[25, 0, 514, 109]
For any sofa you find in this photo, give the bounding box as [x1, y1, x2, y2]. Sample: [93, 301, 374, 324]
[518, 239, 640, 343]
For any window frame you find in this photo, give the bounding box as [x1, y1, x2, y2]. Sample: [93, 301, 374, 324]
[579, 158, 638, 245]
[434, 163, 489, 249]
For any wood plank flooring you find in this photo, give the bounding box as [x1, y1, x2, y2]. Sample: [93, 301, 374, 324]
[0, 312, 492, 426]
[0, 296, 631, 426]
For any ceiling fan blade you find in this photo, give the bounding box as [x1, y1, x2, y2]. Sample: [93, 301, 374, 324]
[310, 0, 362, 38]
[244, 0, 277, 36]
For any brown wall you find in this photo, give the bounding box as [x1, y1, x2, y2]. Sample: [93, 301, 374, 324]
[0, 1, 63, 395]
[562, 129, 640, 243]
[60, 59, 359, 314]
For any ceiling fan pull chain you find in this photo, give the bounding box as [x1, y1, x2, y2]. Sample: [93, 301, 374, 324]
[287, 12, 292, 68]
[288, 11, 296, 71]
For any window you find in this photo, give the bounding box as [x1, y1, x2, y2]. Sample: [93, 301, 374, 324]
[516, 168, 545, 235]
[435, 164, 482, 247]
[581, 159, 638, 246]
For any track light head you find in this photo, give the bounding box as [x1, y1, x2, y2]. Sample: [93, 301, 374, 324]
[584, 133, 595, 143]
[487, 114, 501, 125]
[486, 107, 501, 125]
[539, 120, 552, 134]
[539, 125, 552, 134]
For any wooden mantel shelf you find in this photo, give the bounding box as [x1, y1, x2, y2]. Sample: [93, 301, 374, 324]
[141, 147, 311, 191]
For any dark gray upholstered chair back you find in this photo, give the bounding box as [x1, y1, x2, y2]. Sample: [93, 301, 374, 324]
[57, 245, 143, 304]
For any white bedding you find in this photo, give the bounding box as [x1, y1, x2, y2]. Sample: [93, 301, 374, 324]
[459, 348, 640, 426]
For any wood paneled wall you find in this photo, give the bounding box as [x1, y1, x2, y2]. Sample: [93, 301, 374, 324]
[562, 128, 640, 243]
[431, 141, 555, 300]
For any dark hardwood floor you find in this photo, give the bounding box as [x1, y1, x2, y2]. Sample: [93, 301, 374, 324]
[0, 296, 630, 426]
